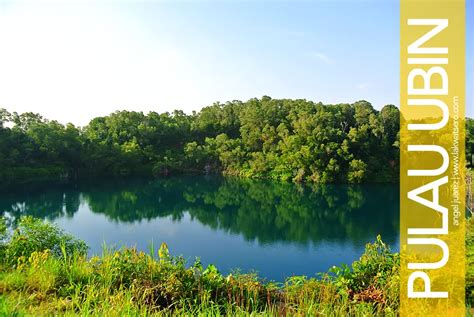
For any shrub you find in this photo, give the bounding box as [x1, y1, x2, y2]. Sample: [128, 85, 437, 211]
[328, 235, 399, 309]
[2, 216, 87, 265]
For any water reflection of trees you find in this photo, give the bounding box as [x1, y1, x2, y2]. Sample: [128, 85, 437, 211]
[0, 185, 80, 221]
[0, 177, 399, 246]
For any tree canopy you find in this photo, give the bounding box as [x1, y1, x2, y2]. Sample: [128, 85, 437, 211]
[0, 97, 431, 186]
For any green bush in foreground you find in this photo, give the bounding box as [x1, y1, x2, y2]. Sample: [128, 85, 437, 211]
[0, 217, 87, 266]
[0, 216, 472, 316]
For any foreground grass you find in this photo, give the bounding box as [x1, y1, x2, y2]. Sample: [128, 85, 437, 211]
[0, 216, 472, 316]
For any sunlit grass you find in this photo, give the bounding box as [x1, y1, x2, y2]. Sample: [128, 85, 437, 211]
[0, 215, 472, 316]
[0, 216, 403, 316]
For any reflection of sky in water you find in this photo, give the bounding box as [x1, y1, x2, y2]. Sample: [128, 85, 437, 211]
[1, 177, 400, 281]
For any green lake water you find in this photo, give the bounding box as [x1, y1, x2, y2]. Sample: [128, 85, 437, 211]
[0, 176, 399, 281]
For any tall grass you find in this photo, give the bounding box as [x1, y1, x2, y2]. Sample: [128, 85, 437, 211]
[0, 216, 472, 316]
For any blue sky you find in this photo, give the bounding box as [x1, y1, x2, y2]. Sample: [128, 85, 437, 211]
[0, 0, 471, 126]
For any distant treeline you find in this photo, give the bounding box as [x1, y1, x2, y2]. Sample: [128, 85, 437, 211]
[0, 97, 472, 186]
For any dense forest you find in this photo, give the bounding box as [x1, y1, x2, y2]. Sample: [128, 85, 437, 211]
[1, 97, 472, 186]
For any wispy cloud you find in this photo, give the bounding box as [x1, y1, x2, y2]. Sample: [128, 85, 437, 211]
[308, 51, 333, 64]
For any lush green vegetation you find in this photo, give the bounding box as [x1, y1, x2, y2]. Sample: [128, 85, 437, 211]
[0, 216, 401, 316]
[0, 98, 400, 187]
[0, 216, 473, 316]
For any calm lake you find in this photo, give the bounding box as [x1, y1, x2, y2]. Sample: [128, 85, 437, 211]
[0, 176, 399, 281]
